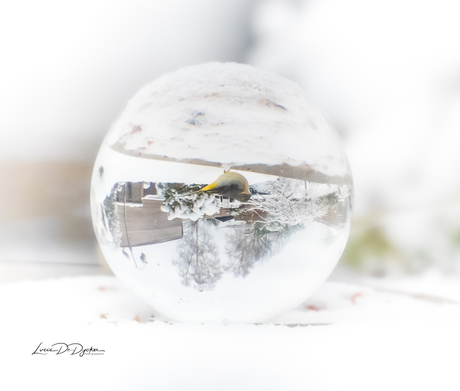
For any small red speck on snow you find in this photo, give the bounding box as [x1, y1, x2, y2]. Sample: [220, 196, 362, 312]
[204, 92, 221, 98]
[305, 304, 320, 311]
[133, 316, 140, 322]
[97, 286, 106, 291]
[131, 125, 142, 134]
[350, 292, 363, 305]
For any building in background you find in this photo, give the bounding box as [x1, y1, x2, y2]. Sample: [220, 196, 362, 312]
[0, 0, 256, 279]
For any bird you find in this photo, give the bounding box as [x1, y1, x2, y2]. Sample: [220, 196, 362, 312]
[197, 171, 251, 202]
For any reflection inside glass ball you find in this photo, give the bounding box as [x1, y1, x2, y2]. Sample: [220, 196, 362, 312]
[90, 62, 353, 322]
[93, 149, 352, 321]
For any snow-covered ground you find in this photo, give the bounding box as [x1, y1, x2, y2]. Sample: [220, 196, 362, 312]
[2, 273, 459, 390]
[105, 62, 350, 179]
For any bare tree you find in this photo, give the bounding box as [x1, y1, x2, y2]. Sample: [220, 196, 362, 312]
[248, 178, 328, 231]
[224, 223, 300, 277]
[174, 220, 223, 290]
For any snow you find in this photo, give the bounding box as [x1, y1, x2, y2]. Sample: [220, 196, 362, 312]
[105, 62, 350, 179]
[2, 275, 459, 390]
[3, 2, 460, 387]
[160, 191, 221, 221]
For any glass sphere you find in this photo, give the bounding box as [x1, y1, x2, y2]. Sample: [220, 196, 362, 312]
[91, 62, 353, 322]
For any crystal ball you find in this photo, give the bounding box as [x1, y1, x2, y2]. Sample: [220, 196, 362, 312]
[91, 62, 353, 322]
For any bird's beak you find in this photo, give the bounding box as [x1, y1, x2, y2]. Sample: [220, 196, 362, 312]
[198, 181, 218, 192]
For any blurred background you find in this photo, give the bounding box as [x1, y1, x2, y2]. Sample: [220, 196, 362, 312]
[1, 0, 459, 297]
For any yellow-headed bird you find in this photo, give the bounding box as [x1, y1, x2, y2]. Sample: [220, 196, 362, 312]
[198, 171, 251, 202]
